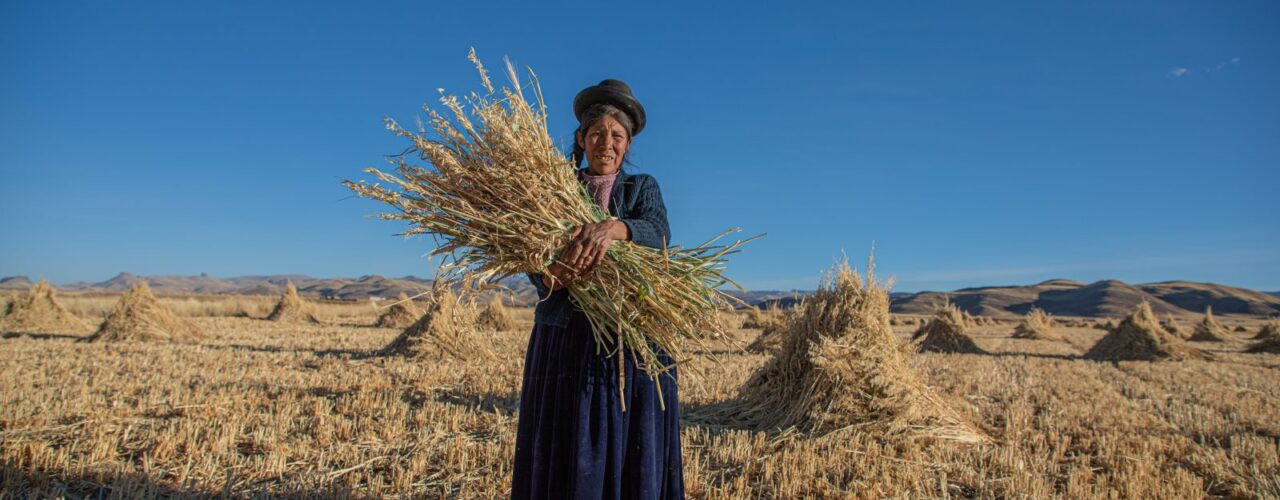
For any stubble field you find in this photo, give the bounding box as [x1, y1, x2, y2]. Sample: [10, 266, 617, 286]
[2, 293, 1277, 498]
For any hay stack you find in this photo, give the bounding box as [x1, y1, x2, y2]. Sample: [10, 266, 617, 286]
[1188, 306, 1232, 342]
[745, 310, 794, 354]
[380, 285, 491, 359]
[1247, 321, 1280, 353]
[0, 279, 91, 334]
[1251, 320, 1279, 341]
[375, 293, 421, 328]
[1083, 302, 1208, 361]
[742, 304, 783, 330]
[913, 304, 988, 354]
[718, 260, 989, 442]
[1012, 308, 1062, 341]
[266, 281, 319, 323]
[1161, 314, 1187, 339]
[87, 282, 202, 342]
[475, 296, 516, 332]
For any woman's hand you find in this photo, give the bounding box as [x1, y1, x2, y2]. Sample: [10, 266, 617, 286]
[541, 261, 583, 291]
[558, 220, 629, 274]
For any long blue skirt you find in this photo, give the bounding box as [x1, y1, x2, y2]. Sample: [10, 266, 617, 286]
[510, 309, 684, 499]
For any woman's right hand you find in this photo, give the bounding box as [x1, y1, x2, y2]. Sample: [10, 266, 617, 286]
[542, 261, 585, 291]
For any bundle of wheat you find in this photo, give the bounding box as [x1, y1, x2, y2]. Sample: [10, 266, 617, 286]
[0, 280, 91, 334]
[913, 304, 988, 354]
[375, 293, 422, 328]
[474, 296, 516, 332]
[1161, 314, 1187, 339]
[87, 282, 202, 342]
[745, 307, 800, 354]
[1251, 320, 1279, 341]
[344, 51, 752, 393]
[708, 259, 989, 443]
[1011, 308, 1062, 341]
[381, 283, 490, 360]
[266, 281, 320, 324]
[1188, 306, 1233, 342]
[1247, 321, 1280, 353]
[1083, 302, 1208, 361]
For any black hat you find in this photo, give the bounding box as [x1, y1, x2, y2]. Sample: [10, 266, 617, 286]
[573, 79, 646, 136]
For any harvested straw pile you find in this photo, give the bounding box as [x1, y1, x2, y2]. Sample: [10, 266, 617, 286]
[381, 284, 490, 360]
[474, 296, 516, 332]
[1161, 314, 1187, 339]
[1251, 320, 1279, 340]
[714, 259, 989, 443]
[0, 280, 91, 334]
[87, 282, 202, 342]
[742, 304, 783, 330]
[1188, 306, 1232, 342]
[1083, 302, 1208, 361]
[1247, 321, 1280, 353]
[375, 293, 421, 328]
[344, 51, 751, 387]
[266, 281, 319, 323]
[1012, 308, 1062, 341]
[745, 307, 798, 354]
[913, 304, 988, 354]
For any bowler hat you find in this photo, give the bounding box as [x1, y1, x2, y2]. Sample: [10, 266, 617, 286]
[573, 79, 646, 136]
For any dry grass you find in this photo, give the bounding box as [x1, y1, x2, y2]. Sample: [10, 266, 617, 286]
[1163, 313, 1187, 339]
[1247, 320, 1280, 354]
[913, 304, 988, 354]
[2, 291, 1279, 497]
[1011, 307, 1062, 341]
[697, 259, 989, 444]
[87, 282, 203, 343]
[474, 296, 516, 332]
[0, 279, 92, 335]
[1189, 306, 1234, 342]
[374, 293, 422, 329]
[380, 284, 491, 360]
[1083, 302, 1208, 362]
[267, 282, 320, 324]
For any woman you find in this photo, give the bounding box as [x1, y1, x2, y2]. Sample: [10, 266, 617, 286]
[511, 79, 684, 499]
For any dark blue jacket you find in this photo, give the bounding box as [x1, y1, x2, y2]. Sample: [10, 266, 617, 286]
[527, 168, 671, 327]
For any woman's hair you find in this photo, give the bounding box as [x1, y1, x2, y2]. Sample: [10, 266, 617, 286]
[572, 103, 636, 168]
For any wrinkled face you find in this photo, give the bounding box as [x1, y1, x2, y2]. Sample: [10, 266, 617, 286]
[577, 114, 631, 175]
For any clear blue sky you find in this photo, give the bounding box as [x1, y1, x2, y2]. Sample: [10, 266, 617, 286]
[2, 1, 1277, 292]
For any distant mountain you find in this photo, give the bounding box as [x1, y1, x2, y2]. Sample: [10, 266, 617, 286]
[891, 278, 1280, 318]
[0, 276, 35, 290]
[13, 273, 1280, 317]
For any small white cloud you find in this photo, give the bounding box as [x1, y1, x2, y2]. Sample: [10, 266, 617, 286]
[1169, 67, 1191, 77]
[1231, 57, 1240, 64]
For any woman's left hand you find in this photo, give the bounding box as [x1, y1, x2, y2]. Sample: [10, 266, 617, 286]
[560, 220, 628, 274]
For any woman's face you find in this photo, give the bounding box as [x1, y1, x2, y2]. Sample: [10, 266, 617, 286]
[577, 114, 631, 175]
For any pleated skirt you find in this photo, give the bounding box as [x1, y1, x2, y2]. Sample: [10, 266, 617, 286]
[510, 309, 684, 500]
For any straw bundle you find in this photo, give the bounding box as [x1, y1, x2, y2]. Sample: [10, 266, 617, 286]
[475, 296, 516, 332]
[710, 259, 989, 443]
[267, 281, 319, 323]
[1083, 302, 1208, 361]
[1012, 307, 1062, 341]
[1251, 320, 1279, 341]
[380, 284, 490, 360]
[375, 293, 422, 328]
[1247, 321, 1280, 354]
[741, 304, 783, 330]
[0, 279, 91, 334]
[87, 282, 202, 342]
[1161, 314, 1187, 339]
[344, 51, 751, 390]
[914, 304, 988, 354]
[745, 307, 799, 354]
[1188, 306, 1232, 342]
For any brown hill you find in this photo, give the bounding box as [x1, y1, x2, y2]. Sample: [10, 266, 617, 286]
[0, 276, 35, 291]
[1137, 281, 1280, 316]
